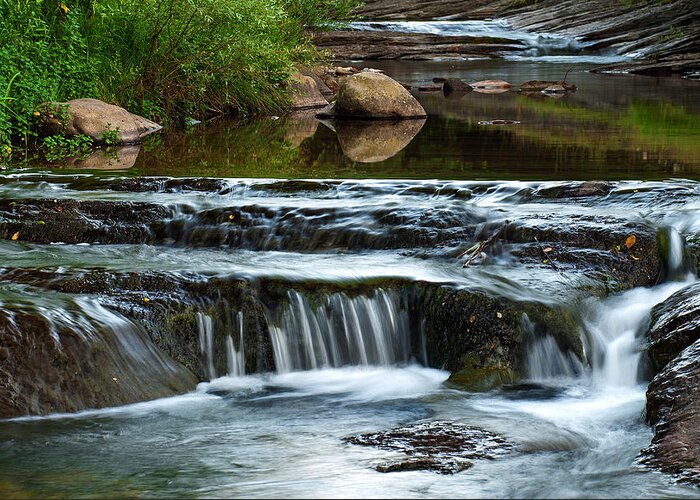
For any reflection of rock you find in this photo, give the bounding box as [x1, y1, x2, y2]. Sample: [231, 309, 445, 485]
[334, 118, 425, 162]
[65, 146, 141, 170]
[281, 111, 319, 148]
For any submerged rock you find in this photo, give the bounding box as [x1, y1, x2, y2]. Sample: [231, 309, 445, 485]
[519, 80, 577, 92]
[333, 118, 425, 162]
[344, 420, 512, 474]
[40, 98, 162, 144]
[331, 72, 427, 119]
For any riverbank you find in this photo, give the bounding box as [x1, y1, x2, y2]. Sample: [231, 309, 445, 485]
[0, 0, 359, 160]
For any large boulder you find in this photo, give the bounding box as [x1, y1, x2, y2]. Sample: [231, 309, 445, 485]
[41, 98, 162, 144]
[331, 72, 427, 119]
[643, 338, 700, 485]
[288, 72, 329, 110]
[642, 282, 700, 485]
[647, 282, 700, 371]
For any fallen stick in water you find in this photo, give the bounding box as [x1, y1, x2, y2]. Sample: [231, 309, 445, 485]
[459, 220, 509, 268]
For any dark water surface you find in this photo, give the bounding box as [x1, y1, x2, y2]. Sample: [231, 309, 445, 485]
[24, 61, 700, 181]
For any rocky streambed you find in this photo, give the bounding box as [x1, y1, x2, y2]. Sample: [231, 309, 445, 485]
[0, 172, 698, 492]
[316, 0, 699, 76]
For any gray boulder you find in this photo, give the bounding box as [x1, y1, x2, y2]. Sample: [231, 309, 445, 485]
[331, 72, 427, 119]
[42, 98, 162, 144]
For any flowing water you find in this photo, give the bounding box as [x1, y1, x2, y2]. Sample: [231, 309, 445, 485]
[0, 59, 699, 498]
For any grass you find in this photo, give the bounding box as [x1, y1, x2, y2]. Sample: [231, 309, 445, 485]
[0, 0, 361, 160]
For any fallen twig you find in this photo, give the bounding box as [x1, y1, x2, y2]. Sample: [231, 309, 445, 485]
[460, 220, 509, 268]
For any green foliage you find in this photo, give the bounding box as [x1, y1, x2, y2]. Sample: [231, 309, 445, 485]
[0, 0, 362, 157]
[41, 134, 93, 161]
[100, 124, 120, 146]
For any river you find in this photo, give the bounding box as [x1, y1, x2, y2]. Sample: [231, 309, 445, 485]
[0, 54, 699, 497]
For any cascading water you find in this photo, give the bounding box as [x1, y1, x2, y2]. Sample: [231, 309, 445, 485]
[225, 311, 246, 377]
[269, 289, 415, 373]
[523, 223, 697, 391]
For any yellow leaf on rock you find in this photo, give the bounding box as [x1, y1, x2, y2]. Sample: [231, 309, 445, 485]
[625, 235, 636, 249]
[11, 232, 19, 241]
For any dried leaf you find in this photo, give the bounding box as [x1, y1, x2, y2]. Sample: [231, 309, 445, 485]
[543, 247, 553, 253]
[496, 312, 503, 319]
[11, 232, 19, 241]
[625, 235, 636, 249]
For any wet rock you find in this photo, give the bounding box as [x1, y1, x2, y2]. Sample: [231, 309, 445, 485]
[505, 218, 662, 292]
[288, 72, 329, 110]
[470, 80, 512, 91]
[40, 98, 162, 144]
[0, 199, 168, 245]
[344, 420, 512, 474]
[315, 30, 525, 61]
[473, 79, 500, 90]
[643, 339, 700, 485]
[331, 72, 427, 119]
[414, 283, 582, 376]
[535, 181, 612, 199]
[519, 81, 577, 92]
[442, 78, 473, 93]
[0, 304, 196, 418]
[647, 282, 700, 374]
[334, 118, 426, 162]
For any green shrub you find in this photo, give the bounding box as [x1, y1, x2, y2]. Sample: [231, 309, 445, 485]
[0, 0, 362, 159]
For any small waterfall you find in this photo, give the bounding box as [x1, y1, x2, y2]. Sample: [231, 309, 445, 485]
[523, 315, 583, 381]
[225, 311, 245, 377]
[582, 280, 693, 388]
[196, 313, 216, 380]
[663, 227, 693, 281]
[269, 289, 413, 373]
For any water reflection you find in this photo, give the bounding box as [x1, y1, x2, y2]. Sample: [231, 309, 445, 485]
[35, 61, 700, 180]
[331, 119, 425, 163]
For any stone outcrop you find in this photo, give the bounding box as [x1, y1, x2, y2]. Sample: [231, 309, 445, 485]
[319, 0, 699, 76]
[324, 72, 427, 119]
[288, 72, 329, 110]
[642, 282, 700, 485]
[41, 98, 162, 144]
[314, 30, 525, 60]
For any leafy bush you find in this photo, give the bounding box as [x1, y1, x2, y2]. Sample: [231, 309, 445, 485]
[0, 0, 361, 159]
